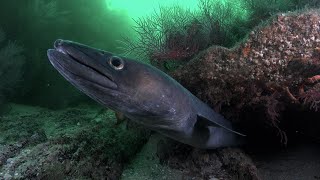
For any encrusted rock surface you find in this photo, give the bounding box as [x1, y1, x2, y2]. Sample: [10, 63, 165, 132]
[172, 9, 320, 143]
[156, 138, 260, 180]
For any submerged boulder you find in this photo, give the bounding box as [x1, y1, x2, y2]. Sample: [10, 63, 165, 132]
[172, 9, 320, 144]
[150, 8, 320, 180]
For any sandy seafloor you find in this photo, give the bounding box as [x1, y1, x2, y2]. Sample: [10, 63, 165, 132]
[252, 143, 320, 180]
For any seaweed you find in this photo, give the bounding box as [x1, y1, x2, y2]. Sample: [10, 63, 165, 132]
[120, 0, 250, 71]
[119, 6, 201, 70]
[300, 84, 320, 111]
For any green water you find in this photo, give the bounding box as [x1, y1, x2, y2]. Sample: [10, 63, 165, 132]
[0, 0, 319, 179]
[0, 0, 312, 108]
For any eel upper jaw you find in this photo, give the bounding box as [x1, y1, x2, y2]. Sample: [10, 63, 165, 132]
[48, 44, 117, 90]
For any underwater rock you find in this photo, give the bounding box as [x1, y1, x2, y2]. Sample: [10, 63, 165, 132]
[0, 131, 47, 166]
[122, 133, 259, 179]
[156, 138, 259, 180]
[217, 148, 260, 180]
[0, 104, 150, 180]
[172, 9, 320, 144]
[121, 134, 185, 180]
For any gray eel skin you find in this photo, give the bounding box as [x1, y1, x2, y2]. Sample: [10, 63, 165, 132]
[47, 39, 245, 149]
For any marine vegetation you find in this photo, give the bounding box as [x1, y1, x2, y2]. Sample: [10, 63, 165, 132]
[120, 0, 320, 71]
[0, 28, 25, 110]
[120, 0, 249, 71]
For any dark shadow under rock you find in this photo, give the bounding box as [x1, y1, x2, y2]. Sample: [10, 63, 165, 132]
[249, 141, 320, 180]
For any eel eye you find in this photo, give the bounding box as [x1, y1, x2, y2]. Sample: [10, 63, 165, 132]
[109, 56, 124, 70]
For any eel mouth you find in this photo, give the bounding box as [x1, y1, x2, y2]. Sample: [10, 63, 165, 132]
[47, 39, 117, 89]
